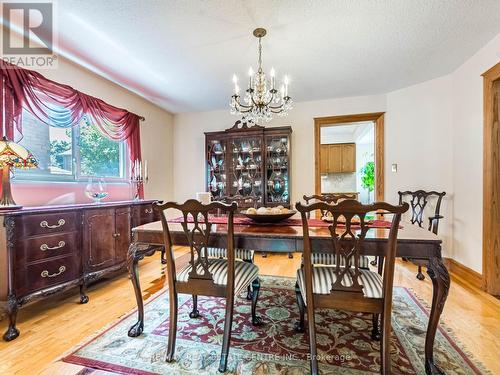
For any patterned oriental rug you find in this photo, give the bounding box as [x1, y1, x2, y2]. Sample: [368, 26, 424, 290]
[62, 276, 489, 374]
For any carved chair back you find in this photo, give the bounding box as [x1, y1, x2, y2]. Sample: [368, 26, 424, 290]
[398, 190, 445, 235]
[155, 199, 238, 294]
[302, 193, 358, 219]
[296, 200, 408, 300]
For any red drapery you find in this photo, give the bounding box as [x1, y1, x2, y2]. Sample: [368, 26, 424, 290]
[0, 61, 143, 198]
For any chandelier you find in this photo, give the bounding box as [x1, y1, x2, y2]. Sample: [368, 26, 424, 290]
[230, 28, 292, 123]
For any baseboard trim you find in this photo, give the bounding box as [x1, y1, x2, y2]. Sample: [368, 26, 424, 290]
[444, 257, 483, 289]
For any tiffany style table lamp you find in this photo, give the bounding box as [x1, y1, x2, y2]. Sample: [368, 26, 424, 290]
[0, 136, 38, 209]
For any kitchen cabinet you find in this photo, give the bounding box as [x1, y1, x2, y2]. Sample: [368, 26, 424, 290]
[320, 143, 356, 173]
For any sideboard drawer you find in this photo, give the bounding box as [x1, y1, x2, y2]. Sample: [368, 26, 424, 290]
[24, 256, 79, 292]
[19, 212, 79, 237]
[133, 203, 155, 227]
[23, 232, 78, 263]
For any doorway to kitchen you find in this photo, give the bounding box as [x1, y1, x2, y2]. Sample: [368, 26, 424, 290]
[314, 113, 385, 202]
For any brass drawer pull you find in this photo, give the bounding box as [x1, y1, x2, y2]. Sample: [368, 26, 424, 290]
[41, 266, 66, 278]
[40, 219, 66, 229]
[40, 241, 66, 251]
[112, 233, 121, 238]
[144, 208, 153, 214]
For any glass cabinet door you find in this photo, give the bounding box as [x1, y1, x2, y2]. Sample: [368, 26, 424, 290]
[228, 136, 263, 204]
[265, 135, 290, 205]
[207, 139, 226, 200]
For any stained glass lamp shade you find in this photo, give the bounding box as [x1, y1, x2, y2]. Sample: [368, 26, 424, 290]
[0, 136, 38, 209]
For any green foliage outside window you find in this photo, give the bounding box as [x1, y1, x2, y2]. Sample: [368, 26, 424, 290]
[361, 161, 375, 193]
[79, 123, 120, 177]
[48, 124, 121, 177]
[49, 131, 71, 169]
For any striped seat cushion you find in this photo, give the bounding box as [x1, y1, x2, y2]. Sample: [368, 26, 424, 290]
[297, 266, 383, 299]
[204, 247, 255, 262]
[307, 253, 371, 269]
[177, 259, 259, 295]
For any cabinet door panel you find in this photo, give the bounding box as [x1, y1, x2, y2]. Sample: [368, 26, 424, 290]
[341, 144, 356, 172]
[115, 207, 131, 263]
[320, 144, 329, 173]
[328, 144, 342, 173]
[83, 209, 115, 271]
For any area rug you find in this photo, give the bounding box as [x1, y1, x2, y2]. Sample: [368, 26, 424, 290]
[63, 276, 489, 374]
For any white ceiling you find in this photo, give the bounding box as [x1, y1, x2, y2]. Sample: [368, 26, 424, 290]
[4, 0, 500, 113]
[321, 122, 374, 144]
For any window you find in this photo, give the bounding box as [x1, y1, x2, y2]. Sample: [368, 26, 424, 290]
[15, 109, 128, 182]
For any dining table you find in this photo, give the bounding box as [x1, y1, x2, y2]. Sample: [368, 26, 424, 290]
[126, 218, 449, 375]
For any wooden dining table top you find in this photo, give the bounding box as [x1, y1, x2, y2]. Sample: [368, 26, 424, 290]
[132, 219, 441, 244]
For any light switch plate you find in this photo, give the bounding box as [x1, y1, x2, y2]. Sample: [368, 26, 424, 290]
[391, 163, 398, 172]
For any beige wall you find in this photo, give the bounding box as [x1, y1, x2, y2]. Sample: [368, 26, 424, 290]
[451, 33, 500, 272]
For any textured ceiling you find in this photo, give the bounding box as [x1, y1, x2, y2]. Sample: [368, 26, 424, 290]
[4, 0, 500, 113]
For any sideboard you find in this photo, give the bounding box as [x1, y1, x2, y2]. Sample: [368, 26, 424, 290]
[0, 199, 159, 341]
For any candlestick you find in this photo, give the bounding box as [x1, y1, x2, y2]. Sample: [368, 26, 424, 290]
[130, 158, 147, 201]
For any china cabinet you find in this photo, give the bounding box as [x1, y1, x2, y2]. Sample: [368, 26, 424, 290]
[205, 120, 292, 208]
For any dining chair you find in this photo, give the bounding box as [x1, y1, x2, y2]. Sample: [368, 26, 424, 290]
[156, 199, 262, 373]
[295, 199, 408, 375]
[398, 190, 446, 280]
[301, 194, 370, 269]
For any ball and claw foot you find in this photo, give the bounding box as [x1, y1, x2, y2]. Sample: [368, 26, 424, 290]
[80, 294, 89, 304]
[189, 309, 200, 319]
[3, 327, 20, 341]
[128, 321, 144, 337]
[294, 321, 305, 333]
[416, 271, 426, 280]
[288, 252, 294, 259]
[370, 259, 377, 266]
[252, 315, 264, 326]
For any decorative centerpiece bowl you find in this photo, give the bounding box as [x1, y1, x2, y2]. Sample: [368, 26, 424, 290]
[241, 208, 296, 223]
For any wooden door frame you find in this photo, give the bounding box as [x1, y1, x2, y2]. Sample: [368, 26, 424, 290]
[482, 62, 500, 295]
[314, 112, 385, 200]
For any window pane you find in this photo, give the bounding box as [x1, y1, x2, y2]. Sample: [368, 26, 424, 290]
[16, 110, 73, 179]
[79, 121, 123, 178]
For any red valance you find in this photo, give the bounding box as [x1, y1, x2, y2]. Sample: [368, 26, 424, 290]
[0, 61, 143, 197]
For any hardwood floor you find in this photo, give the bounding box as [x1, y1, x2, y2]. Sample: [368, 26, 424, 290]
[1, 249, 499, 374]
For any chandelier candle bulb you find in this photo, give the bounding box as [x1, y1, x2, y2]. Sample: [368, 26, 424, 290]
[270, 67, 275, 89]
[248, 67, 254, 87]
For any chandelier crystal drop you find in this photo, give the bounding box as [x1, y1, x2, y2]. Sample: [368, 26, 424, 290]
[230, 28, 293, 123]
